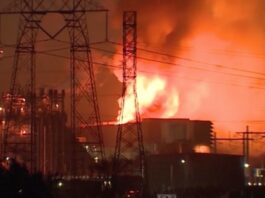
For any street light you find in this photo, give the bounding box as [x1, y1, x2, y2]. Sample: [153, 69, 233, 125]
[244, 163, 250, 168]
[57, 181, 63, 188]
[181, 159, 186, 164]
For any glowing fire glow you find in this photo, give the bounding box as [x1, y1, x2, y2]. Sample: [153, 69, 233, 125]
[107, 0, 265, 155]
[194, 145, 211, 153]
[117, 74, 179, 123]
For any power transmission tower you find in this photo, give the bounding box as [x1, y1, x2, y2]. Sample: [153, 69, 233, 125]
[2, 0, 44, 173]
[0, 0, 107, 175]
[113, 11, 145, 178]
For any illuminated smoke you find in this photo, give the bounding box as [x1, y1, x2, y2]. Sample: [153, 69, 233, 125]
[104, 0, 265, 154]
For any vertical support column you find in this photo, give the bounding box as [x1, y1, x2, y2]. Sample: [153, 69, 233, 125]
[113, 11, 145, 178]
[3, 1, 42, 173]
[246, 125, 249, 164]
[65, 0, 105, 176]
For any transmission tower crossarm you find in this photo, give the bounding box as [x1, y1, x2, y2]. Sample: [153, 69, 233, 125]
[0, 9, 108, 15]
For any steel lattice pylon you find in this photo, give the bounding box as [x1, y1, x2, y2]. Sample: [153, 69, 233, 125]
[64, 0, 105, 176]
[113, 11, 145, 178]
[3, 0, 44, 173]
[1, 0, 106, 175]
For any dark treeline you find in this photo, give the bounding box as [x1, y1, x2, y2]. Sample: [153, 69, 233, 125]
[0, 158, 52, 198]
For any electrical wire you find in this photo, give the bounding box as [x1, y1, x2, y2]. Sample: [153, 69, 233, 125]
[36, 51, 265, 90]
[90, 46, 265, 82]
[2, 38, 265, 88]
[2, 37, 265, 80]
[107, 40, 265, 77]
[37, 51, 122, 70]
[136, 40, 265, 59]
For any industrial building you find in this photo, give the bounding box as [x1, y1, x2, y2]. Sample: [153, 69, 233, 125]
[0, 90, 246, 196]
[0, 89, 96, 176]
[102, 118, 213, 158]
[142, 118, 213, 154]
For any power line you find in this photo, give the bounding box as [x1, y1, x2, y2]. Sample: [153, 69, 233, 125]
[107, 40, 265, 77]
[36, 51, 265, 90]
[2, 37, 265, 80]
[0, 50, 261, 91]
[2, 44, 263, 90]
[91, 46, 265, 82]
[3, 37, 265, 78]
[1, 46, 263, 88]
[37, 51, 122, 70]
[136, 40, 265, 59]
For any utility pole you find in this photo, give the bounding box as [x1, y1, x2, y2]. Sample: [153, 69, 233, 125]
[214, 126, 265, 184]
[113, 11, 145, 178]
[237, 126, 265, 166]
[0, 0, 107, 175]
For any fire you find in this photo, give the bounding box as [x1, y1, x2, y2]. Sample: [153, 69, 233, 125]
[117, 74, 179, 123]
[107, 0, 265, 155]
[113, 30, 265, 145]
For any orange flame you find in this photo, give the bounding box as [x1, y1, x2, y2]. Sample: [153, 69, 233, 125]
[113, 31, 265, 138]
[117, 74, 179, 123]
[106, 0, 265, 155]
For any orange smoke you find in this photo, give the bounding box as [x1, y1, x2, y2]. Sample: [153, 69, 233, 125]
[107, 0, 265, 155]
[177, 32, 265, 131]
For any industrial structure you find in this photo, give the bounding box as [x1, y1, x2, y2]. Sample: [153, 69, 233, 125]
[0, 89, 99, 175]
[0, 1, 259, 197]
[103, 118, 214, 157]
[113, 11, 145, 178]
[0, 1, 145, 183]
[142, 118, 213, 154]
[0, 0, 107, 176]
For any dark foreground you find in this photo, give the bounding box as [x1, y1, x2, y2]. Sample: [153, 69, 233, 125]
[1, 159, 265, 197]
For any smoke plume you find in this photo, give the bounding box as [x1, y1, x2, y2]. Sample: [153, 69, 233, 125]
[101, 0, 265, 154]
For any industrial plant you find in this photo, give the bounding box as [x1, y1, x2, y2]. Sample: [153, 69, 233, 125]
[0, 0, 265, 198]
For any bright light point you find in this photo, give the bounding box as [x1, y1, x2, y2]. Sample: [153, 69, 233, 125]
[6, 157, 10, 161]
[258, 182, 262, 186]
[244, 163, 250, 168]
[248, 182, 252, 186]
[85, 145, 89, 149]
[58, 181, 63, 187]
[56, 104, 59, 108]
[181, 159, 186, 164]
[94, 156, 99, 163]
[0, 107, 2, 111]
[21, 130, 26, 135]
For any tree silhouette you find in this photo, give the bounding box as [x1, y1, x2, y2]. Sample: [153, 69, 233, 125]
[0, 158, 52, 197]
